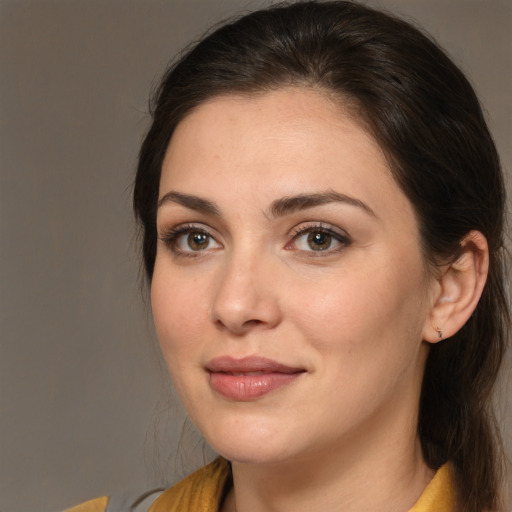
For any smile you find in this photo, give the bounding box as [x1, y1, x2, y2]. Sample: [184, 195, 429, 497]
[205, 356, 306, 400]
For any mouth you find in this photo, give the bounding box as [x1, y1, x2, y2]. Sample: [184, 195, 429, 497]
[205, 356, 306, 401]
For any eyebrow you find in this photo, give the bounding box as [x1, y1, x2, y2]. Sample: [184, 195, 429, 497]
[157, 189, 375, 218]
[157, 191, 220, 216]
[268, 190, 376, 218]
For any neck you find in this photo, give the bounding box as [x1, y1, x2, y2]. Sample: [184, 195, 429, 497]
[223, 368, 434, 512]
[227, 439, 432, 512]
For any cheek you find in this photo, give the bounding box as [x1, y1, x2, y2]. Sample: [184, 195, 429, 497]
[286, 257, 429, 370]
[290, 274, 429, 439]
[150, 267, 209, 362]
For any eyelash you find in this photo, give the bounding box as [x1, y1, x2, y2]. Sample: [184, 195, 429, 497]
[158, 222, 351, 257]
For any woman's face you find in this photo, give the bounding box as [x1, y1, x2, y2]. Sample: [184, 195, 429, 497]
[151, 88, 437, 465]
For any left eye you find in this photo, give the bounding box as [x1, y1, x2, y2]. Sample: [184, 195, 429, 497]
[292, 228, 348, 252]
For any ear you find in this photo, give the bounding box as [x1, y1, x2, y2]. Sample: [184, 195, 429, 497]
[423, 231, 489, 344]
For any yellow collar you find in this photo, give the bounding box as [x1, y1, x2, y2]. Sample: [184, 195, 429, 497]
[408, 464, 457, 511]
[150, 457, 230, 512]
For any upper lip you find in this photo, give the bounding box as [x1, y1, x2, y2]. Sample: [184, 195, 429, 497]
[205, 356, 305, 374]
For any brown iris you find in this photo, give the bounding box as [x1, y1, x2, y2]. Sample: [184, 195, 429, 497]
[307, 231, 332, 251]
[187, 232, 209, 250]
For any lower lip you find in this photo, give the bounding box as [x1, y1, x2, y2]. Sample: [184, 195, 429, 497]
[208, 372, 303, 400]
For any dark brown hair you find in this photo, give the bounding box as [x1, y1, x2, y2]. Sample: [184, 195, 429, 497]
[134, 2, 509, 510]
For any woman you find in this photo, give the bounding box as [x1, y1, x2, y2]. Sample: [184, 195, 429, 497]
[68, 1, 509, 511]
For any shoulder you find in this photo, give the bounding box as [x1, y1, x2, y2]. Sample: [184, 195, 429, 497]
[64, 458, 231, 512]
[63, 490, 164, 512]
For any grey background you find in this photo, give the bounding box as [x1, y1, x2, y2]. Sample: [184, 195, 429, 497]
[1, 1, 510, 511]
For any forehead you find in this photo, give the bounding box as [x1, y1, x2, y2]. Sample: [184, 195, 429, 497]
[169, 88, 375, 147]
[162, 88, 390, 191]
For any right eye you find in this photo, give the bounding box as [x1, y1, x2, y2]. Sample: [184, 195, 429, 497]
[160, 225, 221, 254]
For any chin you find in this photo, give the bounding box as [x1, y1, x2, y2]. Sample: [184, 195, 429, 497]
[199, 415, 300, 466]
[213, 441, 294, 466]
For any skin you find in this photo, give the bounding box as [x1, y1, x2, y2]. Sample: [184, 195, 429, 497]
[151, 88, 453, 511]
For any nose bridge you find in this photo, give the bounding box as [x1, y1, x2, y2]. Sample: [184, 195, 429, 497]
[211, 244, 280, 333]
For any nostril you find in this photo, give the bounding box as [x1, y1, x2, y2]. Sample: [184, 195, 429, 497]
[213, 316, 264, 335]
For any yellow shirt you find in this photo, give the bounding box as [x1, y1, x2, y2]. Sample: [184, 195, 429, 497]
[66, 457, 457, 512]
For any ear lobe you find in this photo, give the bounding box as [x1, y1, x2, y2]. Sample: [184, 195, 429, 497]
[423, 231, 489, 344]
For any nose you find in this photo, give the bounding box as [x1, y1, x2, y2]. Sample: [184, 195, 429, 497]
[211, 251, 282, 335]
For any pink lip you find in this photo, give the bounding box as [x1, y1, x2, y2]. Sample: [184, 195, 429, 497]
[206, 356, 305, 400]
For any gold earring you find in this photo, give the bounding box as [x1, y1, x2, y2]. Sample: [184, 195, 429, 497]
[435, 326, 443, 341]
